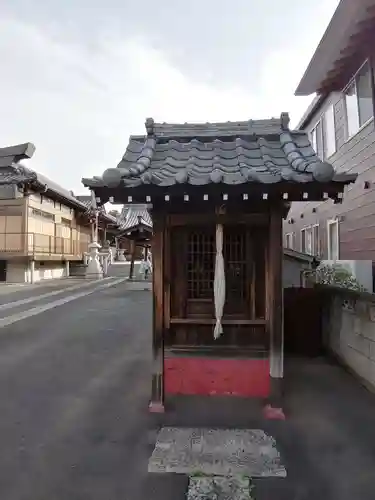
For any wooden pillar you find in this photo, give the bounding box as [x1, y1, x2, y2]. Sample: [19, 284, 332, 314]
[129, 240, 136, 279]
[265, 205, 285, 418]
[149, 213, 165, 412]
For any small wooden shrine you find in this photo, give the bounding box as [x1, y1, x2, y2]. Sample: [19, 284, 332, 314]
[82, 114, 355, 417]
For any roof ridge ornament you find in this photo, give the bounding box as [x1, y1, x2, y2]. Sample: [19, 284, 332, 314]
[0, 142, 36, 165]
[145, 118, 155, 136]
[280, 112, 290, 130]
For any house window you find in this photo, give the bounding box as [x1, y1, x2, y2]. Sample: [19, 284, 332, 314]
[345, 61, 373, 138]
[61, 217, 71, 227]
[327, 220, 339, 261]
[29, 207, 55, 221]
[312, 224, 320, 256]
[301, 227, 313, 255]
[310, 121, 324, 159]
[285, 232, 295, 249]
[323, 105, 336, 158]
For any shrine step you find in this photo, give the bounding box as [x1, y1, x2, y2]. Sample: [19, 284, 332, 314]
[148, 427, 286, 477]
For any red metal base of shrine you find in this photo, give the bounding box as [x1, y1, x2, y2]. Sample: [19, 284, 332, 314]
[262, 404, 286, 420]
[148, 401, 165, 413]
[164, 357, 270, 397]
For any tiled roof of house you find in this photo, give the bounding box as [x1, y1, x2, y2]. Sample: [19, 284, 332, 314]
[0, 143, 87, 210]
[75, 195, 92, 210]
[75, 195, 119, 224]
[118, 204, 152, 231]
[82, 113, 356, 190]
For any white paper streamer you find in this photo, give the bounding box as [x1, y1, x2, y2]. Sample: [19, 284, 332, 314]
[213, 223, 226, 339]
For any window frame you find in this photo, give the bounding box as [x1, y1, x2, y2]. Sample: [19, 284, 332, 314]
[300, 226, 313, 255]
[312, 223, 320, 257]
[323, 104, 336, 159]
[310, 120, 324, 160]
[301, 225, 320, 256]
[285, 232, 295, 250]
[29, 207, 55, 222]
[343, 59, 374, 140]
[310, 104, 337, 161]
[327, 219, 340, 261]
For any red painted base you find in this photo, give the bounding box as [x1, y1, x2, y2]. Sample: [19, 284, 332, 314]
[164, 356, 270, 397]
[263, 404, 286, 420]
[148, 401, 165, 413]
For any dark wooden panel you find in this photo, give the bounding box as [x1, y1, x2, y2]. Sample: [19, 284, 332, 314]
[150, 212, 165, 407]
[267, 207, 283, 379]
[170, 318, 266, 325]
[163, 223, 171, 331]
[284, 288, 323, 357]
[166, 324, 268, 351]
[168, 213, 268, 226]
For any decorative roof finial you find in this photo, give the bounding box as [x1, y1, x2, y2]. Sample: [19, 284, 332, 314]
[280, 112, 290, 130]
[145, 117, 155, 136]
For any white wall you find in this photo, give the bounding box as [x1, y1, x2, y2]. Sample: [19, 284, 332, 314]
[33, 262, 67, 282]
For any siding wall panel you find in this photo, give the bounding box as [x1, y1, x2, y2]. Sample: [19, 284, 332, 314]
[285, 53, 375, 261]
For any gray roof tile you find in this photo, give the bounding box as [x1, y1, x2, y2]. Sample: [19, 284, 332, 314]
[0, 142, 91, 210]
[118, 204, 152, 231]
[75, 195, 119, 224]
[82, 114, 356, 190]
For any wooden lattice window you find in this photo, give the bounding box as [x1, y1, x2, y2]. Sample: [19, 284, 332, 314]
[224, 228, 248, 314]
[173, 226, 265, 321]
[187, 230, 215, 299]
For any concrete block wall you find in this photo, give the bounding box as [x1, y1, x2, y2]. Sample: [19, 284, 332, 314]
[326, 294, 375, 391]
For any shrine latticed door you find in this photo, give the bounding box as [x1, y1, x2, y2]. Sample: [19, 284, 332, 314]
[168, 225, 267, 353]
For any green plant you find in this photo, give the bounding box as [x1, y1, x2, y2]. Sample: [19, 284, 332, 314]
[307, 263, 365, 291]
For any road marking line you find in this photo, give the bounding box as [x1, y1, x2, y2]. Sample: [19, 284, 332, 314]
[0, 277, 114, 312]
[0, 278, 126, 329]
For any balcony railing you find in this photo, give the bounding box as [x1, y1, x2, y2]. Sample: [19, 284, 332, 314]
[0, 233, 90, 257]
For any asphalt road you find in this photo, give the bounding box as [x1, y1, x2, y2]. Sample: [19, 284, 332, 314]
[0, 279, 155, 500]
[1, 273, 375, 500]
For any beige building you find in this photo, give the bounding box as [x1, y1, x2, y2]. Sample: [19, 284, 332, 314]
[0, 142, 117, 283]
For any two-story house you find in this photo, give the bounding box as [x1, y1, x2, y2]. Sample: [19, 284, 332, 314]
[0, 142, 119, 283]
[284, 0, 375, 263]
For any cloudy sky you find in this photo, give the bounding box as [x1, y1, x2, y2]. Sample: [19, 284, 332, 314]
[1, 0, 339, 194]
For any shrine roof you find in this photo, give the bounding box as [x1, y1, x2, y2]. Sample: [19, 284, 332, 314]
[118, 204, 152, 231]
[82, 114, 356, 191]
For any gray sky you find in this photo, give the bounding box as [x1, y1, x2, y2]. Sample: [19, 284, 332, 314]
[1, 0, 340, 194]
